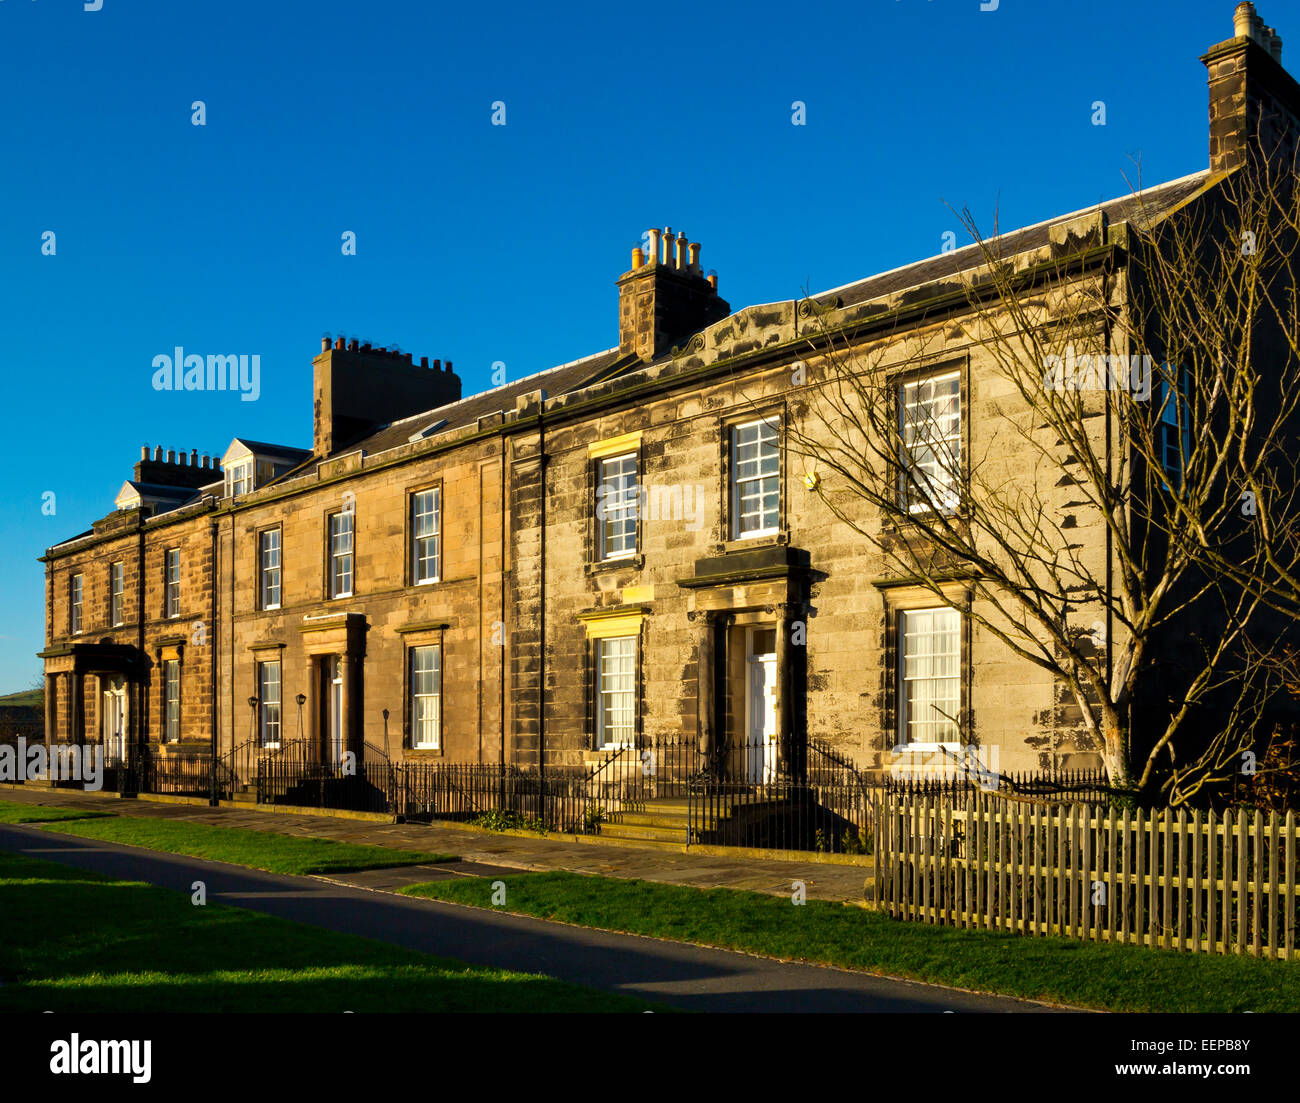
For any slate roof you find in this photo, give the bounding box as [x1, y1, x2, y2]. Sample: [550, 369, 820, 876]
[822, 170, 1214, 310]
[345, 346, 628, 457]
[301, 171, 1223, 465]
[228, 439, 314, 462]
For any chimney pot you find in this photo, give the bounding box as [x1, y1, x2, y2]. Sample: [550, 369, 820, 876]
[166, 449, 176, 464]
[445, 360, 453, 373]
[688, 242, 701, 273]
[190, 449, 198, 466]
[348, 339, 359, 351]
[632, 246, 645, 270]
[420, 356, 429, 368]
[675, 232, 688, 270]
[707, 271, 718, 291]
[662, 227, 673, 265]
[153, 446, 162, 462]
[334, 336, 344, 350]
[432, 359, 441, 371]
[647, 228, 661, 266]
[321, 336, 330, 352]
[141, 445, 149, 461]
[1235, 2, 1256, 39]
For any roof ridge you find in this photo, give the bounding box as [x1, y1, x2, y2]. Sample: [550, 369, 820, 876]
[805, 168, 1213, 304]
[377, 345, 621, 432]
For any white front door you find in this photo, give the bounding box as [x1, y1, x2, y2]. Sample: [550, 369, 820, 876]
[327, 656, 344, 766]
[102, 677, 127, 765]
[744, 629, 778, 784]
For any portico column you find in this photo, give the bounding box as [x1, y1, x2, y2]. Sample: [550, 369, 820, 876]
[44, 674, 56, 749]
[340, 654, 356, 764]
[71, 672, 85, 747]
[695, 612, 716, 765]
[775, 604, 795, 779]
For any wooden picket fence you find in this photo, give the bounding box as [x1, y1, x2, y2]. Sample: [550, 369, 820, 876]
[873, 789, 1299, 958]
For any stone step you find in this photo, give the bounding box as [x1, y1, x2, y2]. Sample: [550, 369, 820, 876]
[599, 822, 694, 844]
[616, 810, 692, 829]
[587, 833, 690, 853]
[640, 798, 692, 815]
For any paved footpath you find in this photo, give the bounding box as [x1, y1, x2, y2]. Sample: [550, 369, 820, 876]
[0, 785, 873, 903]
[0, 823, 1060, 1013]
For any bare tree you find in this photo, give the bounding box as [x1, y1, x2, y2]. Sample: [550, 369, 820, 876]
[784, 167, 1294, 805]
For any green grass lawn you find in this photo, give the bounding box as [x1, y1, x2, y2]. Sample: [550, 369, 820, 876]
[0, 852, 653, 1012]
[402, 871, 1300, 1013]
[41, 815, 457, 876]
[0, 800, 116, 825]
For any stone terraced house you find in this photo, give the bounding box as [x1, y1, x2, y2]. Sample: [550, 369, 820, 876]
[37, 6, 1300, 813]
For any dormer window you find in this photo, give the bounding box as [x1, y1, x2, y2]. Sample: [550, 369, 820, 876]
[226, 459, 254, 498]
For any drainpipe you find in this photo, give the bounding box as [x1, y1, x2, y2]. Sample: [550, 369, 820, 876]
[136, 517, 146, 756]
[209, 515, 219, 805]
[538, 407, 546, 793]
[500, 433, 507, 782]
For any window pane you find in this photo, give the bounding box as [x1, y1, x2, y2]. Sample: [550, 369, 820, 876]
[900, 608, 960, 745]
[164, 659, 180, 742]
[259, 661, 281, 746]
[260, 530, 281, 608]
[329, 513, 354, 596]
[598, 454, 638, 559]
[900, 373, 961, 513]
[732, 419, 780, 537]
[410, 645, 442, 749]
[165, 550, 180, 617]
[110, 562, 123, 625]
[597, 636, 636, 746]
[412, 489, 441, 582]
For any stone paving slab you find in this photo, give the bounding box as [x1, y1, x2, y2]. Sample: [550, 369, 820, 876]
[0, 785, 874, 903]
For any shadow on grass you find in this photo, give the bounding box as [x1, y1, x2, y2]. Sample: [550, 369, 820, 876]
[0, 801, 117, 825]
[403, 871, 1300, 1014]
[40, 816, 456, 876]
[0, 854, 650, 1012]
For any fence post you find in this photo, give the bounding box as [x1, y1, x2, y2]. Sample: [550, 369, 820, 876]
[1286, 811, 1296, 962]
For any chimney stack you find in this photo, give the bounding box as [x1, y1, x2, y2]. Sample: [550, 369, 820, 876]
[617, 227, 730, 363]
[1204, 4, 1298, 174]
[312, 335, 461, 457]
[132, 445, 220, 489]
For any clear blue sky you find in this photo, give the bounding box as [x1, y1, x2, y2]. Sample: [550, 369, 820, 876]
[0, 0, 1244, 689]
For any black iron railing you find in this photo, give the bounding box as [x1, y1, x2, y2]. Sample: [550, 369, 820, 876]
[393, 761, 595, 832]
[684, 737, 872, 852]
[138, 745, 215, 798]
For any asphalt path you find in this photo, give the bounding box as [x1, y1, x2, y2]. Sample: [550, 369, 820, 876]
[0, 824, 1067, 1013]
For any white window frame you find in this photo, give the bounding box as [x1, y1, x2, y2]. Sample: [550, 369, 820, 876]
[226, 458, 254, 498]
[410, 644, 442, 750]
[595, 635, 637, 749]
[1157, 371, 1191, 490]
[109, 561, 124, 627]
[70, 574, 83, 635]
[328, 511, 354, 598]
[899, 371, 962, 515]
[730, 417, 780, 539]
[164, 549, 181, 619]
[897, 607, 962, 750]
[411, 488, 441, 585]
[597, 452, 639, 561]
[163, 658, 180, 743]
[259, 528, 282, 610]
[258, 660, 282, 748]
